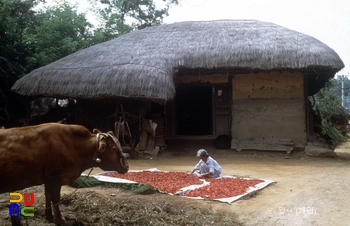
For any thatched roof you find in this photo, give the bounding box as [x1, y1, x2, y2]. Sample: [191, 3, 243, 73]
[12, 20, 344, 101]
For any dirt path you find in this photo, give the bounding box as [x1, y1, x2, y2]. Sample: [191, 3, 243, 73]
[79, 139, 350, 226]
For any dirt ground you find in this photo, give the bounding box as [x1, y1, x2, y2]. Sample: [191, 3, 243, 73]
[1, 139, 350, 225]
[114, 139, 350, 226]
[85, 139, 350, 226]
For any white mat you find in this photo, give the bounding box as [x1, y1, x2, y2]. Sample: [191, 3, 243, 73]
[92, 169, 275, 204]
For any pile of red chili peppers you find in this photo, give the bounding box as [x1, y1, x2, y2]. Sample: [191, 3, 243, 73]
[103, 171, 263, 199]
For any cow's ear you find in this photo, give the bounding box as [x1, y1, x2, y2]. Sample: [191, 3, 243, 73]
[98, 140, 106, 153]
[107, 131, 114, 136]
[93, 128, 101, 134]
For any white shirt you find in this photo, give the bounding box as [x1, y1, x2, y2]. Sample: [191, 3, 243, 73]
[193, 156, 222, 177]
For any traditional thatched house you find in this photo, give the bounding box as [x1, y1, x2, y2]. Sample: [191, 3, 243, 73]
[12, 20, 344, 152]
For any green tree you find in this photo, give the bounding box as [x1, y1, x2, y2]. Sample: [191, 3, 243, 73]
[312, 78, 346, 119]
[25, 2, 94, 68]
[90, 0, 179, 42]
[1, 1, 93, 126]
[0, 0, 40, 126]
[312, 78, 348, 145]
[90, 6, 133, 44]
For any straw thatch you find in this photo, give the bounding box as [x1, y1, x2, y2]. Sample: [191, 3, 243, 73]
[12, 20, 344, 101]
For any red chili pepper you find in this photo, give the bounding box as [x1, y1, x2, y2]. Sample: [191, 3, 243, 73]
[103, 171, 263, 198]
[104, 171, 203, 194]
[183, 178, 263, 199]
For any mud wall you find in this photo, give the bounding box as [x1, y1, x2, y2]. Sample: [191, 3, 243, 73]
[231, 72, 307, 151]
[174, 73, 229, 84]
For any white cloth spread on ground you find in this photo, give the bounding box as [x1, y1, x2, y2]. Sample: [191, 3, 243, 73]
[93, 168, 275, 204]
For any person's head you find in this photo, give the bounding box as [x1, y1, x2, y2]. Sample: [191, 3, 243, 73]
[197, 149, 209, 160]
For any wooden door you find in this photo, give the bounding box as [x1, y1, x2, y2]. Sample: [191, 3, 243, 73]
[213, 85, 231, 136]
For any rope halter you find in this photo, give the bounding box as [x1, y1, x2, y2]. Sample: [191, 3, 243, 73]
[93, 133, 128, 168]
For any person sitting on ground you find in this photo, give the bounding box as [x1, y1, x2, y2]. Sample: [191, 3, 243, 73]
[190, 149, 222, 178]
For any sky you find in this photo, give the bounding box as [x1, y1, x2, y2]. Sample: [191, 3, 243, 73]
[50, 0, 350, 77]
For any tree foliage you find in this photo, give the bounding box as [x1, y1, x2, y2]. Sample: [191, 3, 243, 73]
[311, 77, 349, 146]
[98, 0, 178, 28]
[0, 0, 40, 125]
[312, 78, 347, 119]
[24, 3, 94, 68]
[90, 0, 179, 43]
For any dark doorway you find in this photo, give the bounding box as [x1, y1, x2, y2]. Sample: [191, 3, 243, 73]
[175, 85, 212, 135]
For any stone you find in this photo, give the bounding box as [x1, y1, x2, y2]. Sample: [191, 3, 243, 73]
[304, 142, 335, 157]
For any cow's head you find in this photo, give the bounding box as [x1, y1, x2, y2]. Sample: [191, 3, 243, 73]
[93, 129, 129, 174]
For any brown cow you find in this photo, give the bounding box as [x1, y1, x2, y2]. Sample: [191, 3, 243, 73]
[0, 123, 129, 225]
